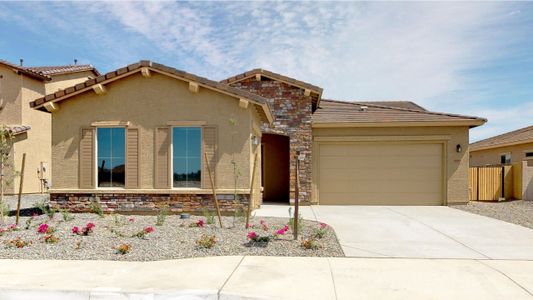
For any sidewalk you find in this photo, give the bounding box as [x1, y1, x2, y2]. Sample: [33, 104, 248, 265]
[1, 256, 532, 300]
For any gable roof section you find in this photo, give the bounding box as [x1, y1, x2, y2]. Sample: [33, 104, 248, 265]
[312, 99, 486, 128]
[470, 125, 533, 151]
[29, 60, 273, 124]
[221, 68, 323, 108]
[0, 59, 99, 80]
[26, 65, 100, 77]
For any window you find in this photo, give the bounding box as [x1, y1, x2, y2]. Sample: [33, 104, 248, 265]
[97, 128, 125, 187]
[526, 151, 533, 159]
[500, 153, 511, 165]
[172, 127, 201, 188]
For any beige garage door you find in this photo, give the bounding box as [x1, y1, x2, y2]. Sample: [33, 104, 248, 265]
[318, 142, 444, 205]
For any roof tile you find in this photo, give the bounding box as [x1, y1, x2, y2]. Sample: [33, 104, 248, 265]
[470, 125, 533, 151]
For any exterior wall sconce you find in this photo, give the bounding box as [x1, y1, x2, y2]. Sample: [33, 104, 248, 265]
[456, 144, 462, 153]
[251, 135, 259, 146]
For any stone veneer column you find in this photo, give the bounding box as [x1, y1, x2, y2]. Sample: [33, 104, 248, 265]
[228, 78, 315, 204]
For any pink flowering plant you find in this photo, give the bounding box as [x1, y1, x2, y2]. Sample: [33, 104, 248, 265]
[72, 222, 96, 236]
[190, 219, 205, 228]
[312, 222, 329, 239]
[132, 226, 155, 239]
[37, 223, 55, 234]
[246, 221, 292, 245]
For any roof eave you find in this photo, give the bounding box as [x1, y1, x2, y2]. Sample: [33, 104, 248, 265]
[469, 138, 533, 152]
[312, 119, 486, 128]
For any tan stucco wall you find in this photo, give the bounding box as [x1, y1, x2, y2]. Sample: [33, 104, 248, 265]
[312, 126, 471, 204]
[51, 72, 259, 194]
[0, 65, 23, 125]
[470, 142, 533, 166]
[44, 71, 94, 95]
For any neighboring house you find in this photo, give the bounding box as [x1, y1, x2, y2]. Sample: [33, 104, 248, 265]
[29, 61, 485, 212]
[470, 125, 533, 166]
[0, 60, 99, 194]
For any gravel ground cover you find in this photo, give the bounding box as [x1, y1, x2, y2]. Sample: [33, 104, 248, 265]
[0, 211, 344, 261]
[452, 200, 533, 230]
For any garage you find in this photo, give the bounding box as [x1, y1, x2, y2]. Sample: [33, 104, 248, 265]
[317, 141, 444, 205]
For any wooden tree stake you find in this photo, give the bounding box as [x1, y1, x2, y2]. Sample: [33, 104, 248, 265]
[246, 152, 259, 228]
[15, 153, 26, 225]
[205, 152, 223, 228]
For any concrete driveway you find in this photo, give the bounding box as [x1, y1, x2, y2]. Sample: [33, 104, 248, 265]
[254, 205, 533, 260]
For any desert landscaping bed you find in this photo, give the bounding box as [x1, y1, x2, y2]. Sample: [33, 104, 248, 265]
[0, 208, 344, 261]
[452, 200, 533, 230]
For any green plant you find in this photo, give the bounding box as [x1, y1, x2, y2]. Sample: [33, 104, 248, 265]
[312, 223, 328, 239]
[196, 234, 217, 249]
[156, 206, 169, 226]
[288, 207, 303, 234]
[232, 205, 245, 227]
[42, 234, 59, 244]
[5, 237, 31, 248]
[201, 207, 215, 225]
[33, 201, 56, 219]
[0, 126, 18, 224]
[0, 202, 9, 221]
[300, 238, 320, 250]
[60, 209, 74, 222]
[89, 201, 104, 218]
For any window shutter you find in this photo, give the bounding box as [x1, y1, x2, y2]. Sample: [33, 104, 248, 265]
[125, 128, 140, 189]
[79, 128, 95, 189]
[154, 127, 171, 189]
[202, 126, 217, 189]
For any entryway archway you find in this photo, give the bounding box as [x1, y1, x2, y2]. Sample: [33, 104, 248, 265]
[261, 134, 290, 203]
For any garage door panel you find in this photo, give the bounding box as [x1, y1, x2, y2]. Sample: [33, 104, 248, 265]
[318, 142, 443, 205]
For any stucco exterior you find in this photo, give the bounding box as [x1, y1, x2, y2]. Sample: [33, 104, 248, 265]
[49, 72, 263, 209]
[312, 126, 471, 204]
[470, 142, 533, 166]
[0, 64, 96, 194]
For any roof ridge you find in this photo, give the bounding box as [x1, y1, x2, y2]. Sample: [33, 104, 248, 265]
[321, 99, 485, 121]
[221, 68, 323, 93]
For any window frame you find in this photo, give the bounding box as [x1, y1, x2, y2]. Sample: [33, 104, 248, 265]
[524, 150, 533, 160]
[170, 126, 203, 189]
[95, 126, 127, 189]
[500, 152, 511, 165]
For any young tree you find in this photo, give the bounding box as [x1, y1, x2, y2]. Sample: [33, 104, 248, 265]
[0, 125, 16, 223]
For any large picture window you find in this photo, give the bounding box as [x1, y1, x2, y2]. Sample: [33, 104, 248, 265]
[97, 128, 125, 187]
[172, 127, 201, 188]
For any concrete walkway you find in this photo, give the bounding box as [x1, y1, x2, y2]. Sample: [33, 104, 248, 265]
[0, 256, 532, 300]
[254, 205, 533, 260]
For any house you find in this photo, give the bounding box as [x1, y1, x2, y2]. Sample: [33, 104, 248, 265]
[0, 59, 99, 194]
[470, 125, 533, 166]
[29, 61, 485, 212]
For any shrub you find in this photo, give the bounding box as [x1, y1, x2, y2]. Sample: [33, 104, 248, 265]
[274, 224, 289, 236]
[60, 209, 74, 222]
[89, 201, 104, 218]
[33, 201, 56, 219]
[196, 234, 217, 249]
[301, 238, 320, 250]
[115, 244, 131, 255]
[72, 222, 95, 236]
[5, 237, 32, 249]
[43, 234, 59, 244]
[312, 223, 328, 239]
[132, 226, 155, 239]
[201, 208, 215, 225]
[0, 202, 9, 220]
[259, 219, 269, 231]
[37, 223, 54, 234]
[156, 206, 169, 226]
[247, 231, 271, 243]
[288, 207, 303, 234]
[190, 219, 205, 228]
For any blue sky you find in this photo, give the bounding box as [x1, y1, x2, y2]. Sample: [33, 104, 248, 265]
[1, 1, 532, 142]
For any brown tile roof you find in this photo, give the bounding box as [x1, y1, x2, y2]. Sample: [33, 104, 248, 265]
[26, 65, 100, 77]
[221, 68, 323, 94]
[0, 60, 99, 80]
[4, 125, 31, 135]
[29, 60, 274, 123]
[312, 99, 486, 127]
[356, 101, 427, 111]
[470, 125, 533, 151]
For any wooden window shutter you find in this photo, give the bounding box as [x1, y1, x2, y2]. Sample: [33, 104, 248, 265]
[79, 128, 95, 189]
[202, 126, 218, 189]
[125, 128, 140, 188]
[154, 127, 171, 189]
